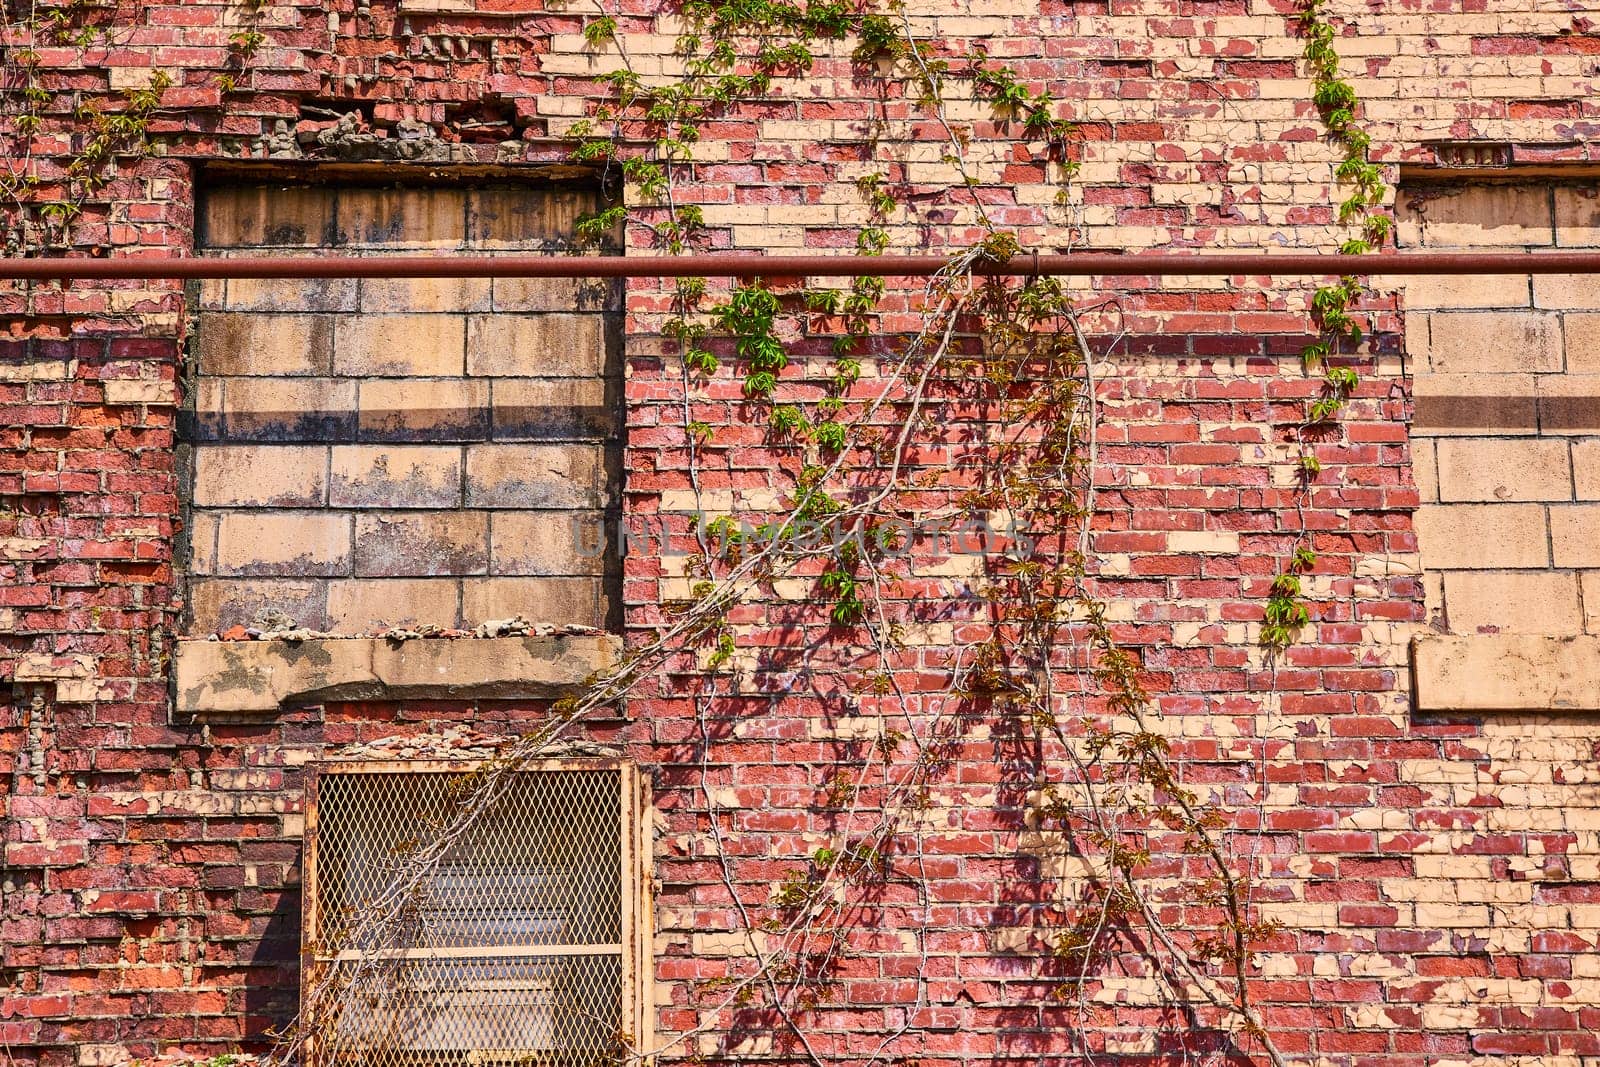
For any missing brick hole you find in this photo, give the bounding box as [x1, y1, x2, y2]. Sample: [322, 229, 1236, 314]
[442, 98, 523, 143]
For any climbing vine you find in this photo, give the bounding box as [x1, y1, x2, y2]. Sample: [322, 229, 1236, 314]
[1263, 0, 1390, 651]
[0, 0, 173, 253]
[1, 0, 1396, 1064]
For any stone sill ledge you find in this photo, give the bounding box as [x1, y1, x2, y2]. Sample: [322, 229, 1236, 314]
[174, 634, 621, 715]
[1411, 633, 1600, 713]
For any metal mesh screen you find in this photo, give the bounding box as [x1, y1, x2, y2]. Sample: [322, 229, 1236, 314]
[307, 764, 632, 1066]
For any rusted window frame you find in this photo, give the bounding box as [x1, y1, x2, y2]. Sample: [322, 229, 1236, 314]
[301, 757, 653, 1064]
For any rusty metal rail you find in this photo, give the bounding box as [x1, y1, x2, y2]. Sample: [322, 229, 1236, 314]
[2, 251, 1600, 280]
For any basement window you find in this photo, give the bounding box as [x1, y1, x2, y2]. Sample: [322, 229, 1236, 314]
[303, 760, 652, 1065]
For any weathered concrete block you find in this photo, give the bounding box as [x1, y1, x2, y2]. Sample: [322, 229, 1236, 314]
[354, 512, 489, 576]
[465, 443, 605, 508]
[1412, 633, 1600, 711]
[1575, 439, 1600, 500]
[202, 185, 335, 247]
[173, 633, 621, 714]
[357, 378, 488, 441]
[1554, 185, 1600, 248]
[466, 186, 597, 248]
[489, 377, 617, 440]
[192, 445, 329, 508]
[465, 314, 610, 377]
[225, 277, 358, 313]
[1435, 437, 1572, 502]
[1533, 275, 1600, 311]
[334, 314, 466, 377]
[329, 445, 462, 508]
[336, 186, 468, 248]
[223, 377, 356, 441]
[198, 312, 334, 377]
[325, 577, 461, 630]
[1537, 375, 1600, 435]
[214, 512, 353, 577]
[1427, 312, 1563, 374]
[1412, 373, 1538, 436]
[186, 578, 330, 635]
[1413, 503, 1550, 568]
[1550, 505, 1600, 567]
[1441, 569, 1581, 633]
[1395, 183, 1553, 248]
[359, 276, 492, 314]
[492, 276, 619, 313]
[461, 576, 609, 627]
[490, 510, 610, 576]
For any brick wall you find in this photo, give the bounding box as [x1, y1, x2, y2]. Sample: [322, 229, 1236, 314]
[185, 182, 622, 634]
[3, 0, 1600, 1064]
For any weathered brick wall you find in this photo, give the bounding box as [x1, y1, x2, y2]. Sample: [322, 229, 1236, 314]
[2, 0, 1600, 1065]
[186, 181, 621, 634]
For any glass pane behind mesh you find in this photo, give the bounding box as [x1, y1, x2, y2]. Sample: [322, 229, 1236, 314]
[313, 768, 624, 1064]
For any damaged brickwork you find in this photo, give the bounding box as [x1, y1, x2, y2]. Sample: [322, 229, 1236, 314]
[2, 1, 1600, 1065]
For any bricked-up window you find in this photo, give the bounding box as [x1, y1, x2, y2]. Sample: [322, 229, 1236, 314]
[184, 178, 622, 635]
[303, 760, 652, 1065]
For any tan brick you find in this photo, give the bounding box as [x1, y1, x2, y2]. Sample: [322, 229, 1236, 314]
[102, 378, 176, 406]
[466, 186, 599, 248]
[399, 0, 473, 9]
[1413, 503, 1549, 569]
[186, 578, 329, 635]
[357, 378, 488, 441]
[359, 277, 492, 314]
[1566, 313, 1600, 373]
[465, 314, 611, 377]
[1533, 274, 1600, 311]
[1412, 633, 1600, 711]
[353, 512, 489, 577]
[198, 313, 333, 377]
[1427, 312, 1563, 374]
[490, 511, 610, 576]
[460, 576, 611, 628]
[1393, 275, 1531, 311]
[492, 276, 620, 313]
[329, 445, 462, 508]
[334, 314, 465, 376]
[1554, 185, 1600, 248]
[1550, 505, 1600, 567]
[335, 186, 467, 248]
[1434, 438, 1571, 502]
[1442, 570, 1581, 634]
[214, 512, 352, 577]
[1574, 439, 1600, 500]
[201, 185, 334, 248]
[1537, 375, 1600, 435]
[107, 65, 179, 92]
[1395, 183, 1552, 248]
[465, 443, 606, 508]
[326, 578, 461, 631]
[225, 278, 358, 313]
[192, 445, 328, 507]
[1412, 374, 1538, 437]
[490, 378, 618, 440]
[223, 378, 356, 441]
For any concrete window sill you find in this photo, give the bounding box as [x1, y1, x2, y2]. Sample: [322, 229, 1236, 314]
[1411, 633, 1600, 713]
[174, 634, 621, 715]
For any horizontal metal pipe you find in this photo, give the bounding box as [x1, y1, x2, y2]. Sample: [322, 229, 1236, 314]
[2, 251, 1599, 281]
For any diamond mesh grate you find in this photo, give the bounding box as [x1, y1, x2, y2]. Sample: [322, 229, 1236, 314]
[308, 765, 629, 1066]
